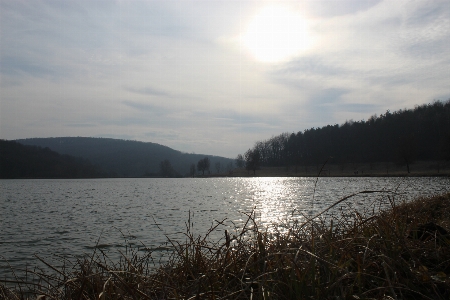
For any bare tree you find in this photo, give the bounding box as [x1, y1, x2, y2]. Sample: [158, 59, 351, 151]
[215, 162, 221, 174]
[235, 154, 244, 168]
[159, 159, 179, 177]
[226, 161, 233, 173]
[396, 134, 417, 173]
[189, 163, 196, 177]
[197, 157, 210, 175]
[244, 148, 260, 175]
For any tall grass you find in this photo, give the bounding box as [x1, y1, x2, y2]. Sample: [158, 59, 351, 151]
[1, 192, 449, 299]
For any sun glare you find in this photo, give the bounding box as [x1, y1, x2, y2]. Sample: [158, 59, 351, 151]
[242, 4, 313, 63]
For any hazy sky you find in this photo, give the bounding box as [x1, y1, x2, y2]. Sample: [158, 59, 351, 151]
[1, 0, 449, 158]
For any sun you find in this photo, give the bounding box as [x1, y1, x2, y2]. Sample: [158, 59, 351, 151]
[242, 4, 313, 63]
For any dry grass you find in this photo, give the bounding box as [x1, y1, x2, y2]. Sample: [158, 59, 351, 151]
[1, 192, 450, 299]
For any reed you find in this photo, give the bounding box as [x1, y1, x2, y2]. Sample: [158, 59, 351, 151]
[1, 192, 449, 299]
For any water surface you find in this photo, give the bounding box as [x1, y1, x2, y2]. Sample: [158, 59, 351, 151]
[1, 177, 449, 279]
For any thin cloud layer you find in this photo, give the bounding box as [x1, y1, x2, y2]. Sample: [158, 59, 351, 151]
[1, 0, 449, 157]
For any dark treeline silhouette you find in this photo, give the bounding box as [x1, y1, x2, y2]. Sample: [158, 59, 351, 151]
[0, 140, 106, 178]
[158, 159, 181, 178]
[244, 148, 260, 175]
[243, 100, 450, 173]
[197, 157, 210, 175]
[17, 137, 233, 177]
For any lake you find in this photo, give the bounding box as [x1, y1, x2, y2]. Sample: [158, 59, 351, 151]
[1, 177, 449, 280]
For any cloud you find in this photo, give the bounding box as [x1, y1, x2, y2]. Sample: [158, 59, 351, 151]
[66, 123, 97, 128]
[272, 0, 449, 103]
[304, 0, 383, 18]
[1, 0, 449, 158]
[0, 55, 59, 77]
[125, 87, 170, 97]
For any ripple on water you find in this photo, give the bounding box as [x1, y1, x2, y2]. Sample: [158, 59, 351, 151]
[0, 177, 449, 280]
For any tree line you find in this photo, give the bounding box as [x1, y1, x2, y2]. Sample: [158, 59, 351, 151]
[0, 140, 107, 178]
[17, 137, 234, 177]
[237, 100, 450, 173]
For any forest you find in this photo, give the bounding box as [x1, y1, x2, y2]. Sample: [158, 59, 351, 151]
[241, 100, 450, 173]
[0, 140, 106, 178]
[16, 137, 233, 177]
[9, 100, 450, 177]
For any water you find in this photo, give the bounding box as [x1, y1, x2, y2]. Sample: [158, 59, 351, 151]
[1, 177, 449, 280]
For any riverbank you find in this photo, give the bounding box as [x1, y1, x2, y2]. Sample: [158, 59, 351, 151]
[225, 160, 450, 177]
[1, 193, 449, 299]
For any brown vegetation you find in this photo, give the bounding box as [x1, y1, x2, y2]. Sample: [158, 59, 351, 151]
[1, 193, 450, 299]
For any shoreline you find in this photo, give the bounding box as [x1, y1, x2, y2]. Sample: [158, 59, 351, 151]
[2, 160, 449, 179]
[223, 160, 450, 178]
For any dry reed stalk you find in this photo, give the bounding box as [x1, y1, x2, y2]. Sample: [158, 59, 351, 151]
[1, 192, 449, 299]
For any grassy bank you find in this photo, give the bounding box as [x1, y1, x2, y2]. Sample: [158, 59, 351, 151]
[2, 193, 450, 299]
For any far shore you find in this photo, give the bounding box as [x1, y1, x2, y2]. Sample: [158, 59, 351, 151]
[2, 160, 449, 179]
[206, 160, 450, 178]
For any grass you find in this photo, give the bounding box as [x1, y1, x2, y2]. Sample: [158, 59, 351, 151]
[1, 192, 450, 299]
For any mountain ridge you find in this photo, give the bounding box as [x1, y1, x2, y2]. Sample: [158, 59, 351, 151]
[16, 137, 234, 177]
[0, 139, 106, 178]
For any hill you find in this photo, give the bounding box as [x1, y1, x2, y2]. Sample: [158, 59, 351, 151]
[0, 140, 106, 178]
[242, 100, 450, 174]
[16, 137, 233, 177]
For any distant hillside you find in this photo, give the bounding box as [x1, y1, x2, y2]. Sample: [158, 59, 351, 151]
[16, 137, 233, 177]
[0, 140, 106, 178]
[243, 100, 450, 173]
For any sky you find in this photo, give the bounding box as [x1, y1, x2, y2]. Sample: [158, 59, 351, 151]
[1, 0, 449, 158]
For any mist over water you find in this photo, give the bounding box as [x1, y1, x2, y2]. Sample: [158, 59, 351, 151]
[1, 177, 449, 279]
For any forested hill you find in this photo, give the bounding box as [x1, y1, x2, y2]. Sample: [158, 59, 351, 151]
[244, 100, 450, 171]
[17, 137, 233, 177]
[0, 140, 106, 178]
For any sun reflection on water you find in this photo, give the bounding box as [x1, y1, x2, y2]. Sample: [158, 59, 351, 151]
[1, 177, 448, 279]
[229, 176, 434, 235]
[236, 177, 316, 233]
